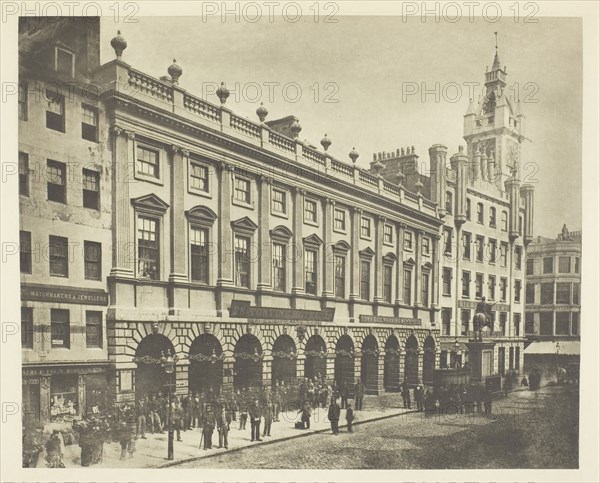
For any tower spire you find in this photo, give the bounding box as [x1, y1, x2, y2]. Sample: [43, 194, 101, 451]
[492, 31, 501, 71]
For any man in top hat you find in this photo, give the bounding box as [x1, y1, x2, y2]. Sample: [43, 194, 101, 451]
[201, 404, 215, 450]
[248, 398, 262, 442]
[327, 398, 341, 435]
[216, 399, 231, 449]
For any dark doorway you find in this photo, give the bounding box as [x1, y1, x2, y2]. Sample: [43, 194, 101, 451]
[334, 335, 355, 390]
[384, 336, 401, 392]
[361, 335, 379, 394]
[271, 335, 297, 386]
[189, 334, 224, 396]
[304, 334, 327, 381]
[404, 335, 419, 387]
[134, 334, 175, 400]
[233, 334, 263, 390]
[422, 336, 436, 386]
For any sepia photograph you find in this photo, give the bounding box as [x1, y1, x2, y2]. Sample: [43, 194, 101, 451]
[1, 2, 598, 482]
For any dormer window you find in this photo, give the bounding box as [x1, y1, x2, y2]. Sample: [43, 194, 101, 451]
[55, 46, 75, 77]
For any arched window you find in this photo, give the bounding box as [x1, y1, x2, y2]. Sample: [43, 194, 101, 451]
[445, 191, 453, 214]
[489, 207, 497, 228]
[501, 211, 508, 231]
[476, 202, 484, 224]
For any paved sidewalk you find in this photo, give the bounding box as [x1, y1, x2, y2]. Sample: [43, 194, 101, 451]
[40, 403, 414, 469]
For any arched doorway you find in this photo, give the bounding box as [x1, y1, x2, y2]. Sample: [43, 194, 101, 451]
[134, 334, 175, 400]
[384, 336, 401, 392]
[423, 336, 436, 386]
[304, 334, 327, 381]
[233, 334, 263, 390]
[404, 335, 419, 387]
[188, 334, 224, 397]
[271, 335, 297, 386]
[334, 335, 355, 390]
[361, 335, 379, 394]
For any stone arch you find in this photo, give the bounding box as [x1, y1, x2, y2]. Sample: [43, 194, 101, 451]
[188, 333, 224, 396]
[404, 335, 419, 387]
[133, 333, 175, 400]
[271, 334, 297, 386]
[303, 334, 327, 381]
[233, 333, 263, 390]
[422, 335, 436, 386]
[384, 335, 401, 392]
[334, 334, 355, 389]
[361, 335, 379, 393]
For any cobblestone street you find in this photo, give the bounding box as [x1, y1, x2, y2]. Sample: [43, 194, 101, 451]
[175, 385, 578, 469]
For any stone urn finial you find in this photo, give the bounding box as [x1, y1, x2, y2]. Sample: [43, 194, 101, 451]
[349, 147, 359, 164]
[168, 59, 182, 84]
[217, 82, 230, 105]
[110, 30, 127, 59]
[290, 119, 302, 138]
[256, 102, 268, 123]
[320, 134, 331, 152]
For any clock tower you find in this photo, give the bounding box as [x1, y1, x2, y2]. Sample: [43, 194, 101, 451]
[463, 34, 527, 191]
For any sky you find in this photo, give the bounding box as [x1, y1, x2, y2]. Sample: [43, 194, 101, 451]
[99, 16, 582, 239]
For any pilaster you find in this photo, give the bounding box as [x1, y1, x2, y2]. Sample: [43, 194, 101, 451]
[257, 175, 272, 292]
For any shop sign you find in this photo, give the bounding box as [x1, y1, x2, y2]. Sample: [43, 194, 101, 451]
[21, 283, 109, 306]
[359, 315, 421, 326]
[229, 300, 335, 322]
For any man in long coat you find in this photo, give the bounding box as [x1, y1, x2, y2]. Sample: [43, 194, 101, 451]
[328, 398, 341, 435]
[248, 399, 262, 442]
[354, 378, 365, 410]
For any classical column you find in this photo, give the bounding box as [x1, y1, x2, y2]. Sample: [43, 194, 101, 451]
[375, 352, 385, 395]
[39, 376, 51, 422]
[322, 198, 335, 299]
[169, 146, 188, 282]
[431, 234, 440, 308]
[349, 207, 362, 300]
[374, 216, 385, 304]
[292, 188, 305, 296]
[257, 175, 272, 292]
[395, 224, 405, 311]
[217, 162, 234, 286]
[78, 375, 86, 418]
[110, 126, 134, 277]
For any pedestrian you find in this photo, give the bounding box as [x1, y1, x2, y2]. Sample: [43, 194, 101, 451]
[328, 398, 341, 435]
[201, 404, 215, 450]
[149, 394, 163, 434]
[401, 380, 411, 409]
[414, 382, 424, 411]
[182, 391, 193, 430]
[238, 397, 248, 430]
[248, 399, 262, 442]
[298, 400, 312, 429]
[354, 378, 365, 410]
[345, 403, 355, 433]
[45, 430, 64, 468]
[216, 402, 230, 449]
[136, 396, 147, 439]
[262, 399, 273, 437]
[483, 388, 493, 415]
[340, 381, 349, 409]
[171, 397, 183, 442]
[521, 376, 529, 387]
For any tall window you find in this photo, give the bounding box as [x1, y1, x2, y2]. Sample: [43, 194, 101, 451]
[46, 88, 65, 132]
[572, 313, 579, 335]
[383, 265, 393, 303]
[190, 162, 209, 192]
[461, 310, 470, 335]
[84, 241, 101, 281]
[422, 236, 430, 255]
[442, 308, 452, 336]
[56, 47, 74, 76]
[86, 311, 102, 348]
[462, 232, 471, 260]
[137, 216, 159, 279]
[19, 152, 29, 196]
[136, 146, 159, 178]
[421, 272, 429, 306]
[488, 239, 497, 264]
[556, 282, 571, 304]
[304, 199, 317, 223]
[526, 258, 534, 275]
[334, 209, 346, 231]
[515, 246, 522, 270]
[466, 198, 471, 220]
[304, 249, 317, 295]
[499, 312, 507, 336]
[234, 236, 250, 288]
[475, 273, 484, 299]
[501, 211, 508, 231]
[555, 313, 570, 335]
[272, 189, 286, 214]
[498, 347, 506, 375]
[190, 227, 209, 283]
[442, 267, 452, 296]
[235, 177, 251, 203]
[525, 313, 534, 334]
[20, 231, 32, 274]
[81, 104, 98, 142]
[360, 217, 371, 238]
[514, 279, 522, 303]
[21, 307, 33, 349]
[49, 235, 69, 277]
[540, 312, 553, 335]
[360, 260, 370, 300]
[82, 169, 100, 210]
[273, 243, 286, 292]
[573, 283, 580, 305]
[47, 160, 66, 203]
[476, 202, 484, 224]
[443, 228, 452, 255]
[500, 242, 508, 267]
[462, 271, 471, 297]
[334, 255, 345, 298]
[574, 257, 580, 274]
[19, 83, 28, 121]
[543, 257, 554, 274]
[445, 191, 453, 214]
[403, 268, 412, 304]
[476, 235, 484, 262]
[526, 283, 535, 304]
[488, 275, 496, 300]
[384, 225, 393, 245]
[51, 309, 70, 348]
[558, 256, 571, 273]
[500, 277, 508, 301]
[404, 231, 414, 251]
[514, 314, 521, 337]
[541, 283, 554, 305]
[489, 207, 497, 227]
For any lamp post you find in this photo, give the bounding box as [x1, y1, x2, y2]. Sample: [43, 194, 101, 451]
[454, 338, 461, 368]
[160, 349, 178, 460]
